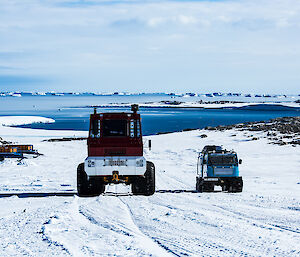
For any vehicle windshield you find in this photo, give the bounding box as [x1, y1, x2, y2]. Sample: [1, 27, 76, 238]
[208, 155, 237, 165]
[103, 120, 128, 137]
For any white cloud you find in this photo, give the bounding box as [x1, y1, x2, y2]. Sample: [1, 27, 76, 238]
[147, 17, 166, 27]
[176, 15, 197, 25]
[0, 0, 300, 93]
[276, 18, 290, 28]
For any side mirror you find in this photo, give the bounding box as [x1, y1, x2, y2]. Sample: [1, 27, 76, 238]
[148, 140, 152, 151]
[239, 159, 242, 164]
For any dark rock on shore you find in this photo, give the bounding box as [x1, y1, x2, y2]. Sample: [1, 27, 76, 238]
[198, 100, 244, 104]
[159, 101, 183, 105]
[43, 137, 87, 142]
[205, 116, 300, 146]
[0, 137, 12, 144]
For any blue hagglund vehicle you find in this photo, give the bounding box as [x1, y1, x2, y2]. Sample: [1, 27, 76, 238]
[196, 145, 243, 193]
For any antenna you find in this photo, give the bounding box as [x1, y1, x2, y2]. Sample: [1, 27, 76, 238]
[94, 107, 97, 114]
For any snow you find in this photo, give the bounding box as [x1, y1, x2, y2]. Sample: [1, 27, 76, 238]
[0, 116, 55, 127]
[0, 117, 299, 256]
[97, 101, 300, 109]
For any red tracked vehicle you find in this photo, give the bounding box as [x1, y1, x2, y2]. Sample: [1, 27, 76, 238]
[77, 104, 155, 197]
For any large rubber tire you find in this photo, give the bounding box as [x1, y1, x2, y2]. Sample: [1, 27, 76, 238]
[196, 178, 203, 192]
[197, 178, 214, 192]
[203, 182, 214, 192]
[236, 178, 243, 192]
[228, 178, 243, 193]
[91, 179, 106, 195]
[77, 163, 91, 197]
[228, 185, 234, 193]
[132, 161, 155, 196]
[131, 177, 145, 195]
[144, 161, 155, 196]
[77, 163, 105, 197]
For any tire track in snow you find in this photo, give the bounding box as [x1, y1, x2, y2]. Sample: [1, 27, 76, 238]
[147, 195, 249, 256]
[78, 206, 134, 238]
[0, 197, 71, 256]
[121, 194, 234, 256]
[121, 194, 249, 257]
[77, 196, 175, 257]
[212, 204, 300, 235]
[40, 215, 71, 255]
[41, 196, 101, 256]
[44, 196, 135, 255]
[178, 193, 300, 255]
[156, 168, 192, 191]
[125, 192, 297, 257]
[118, 197, 182, 257]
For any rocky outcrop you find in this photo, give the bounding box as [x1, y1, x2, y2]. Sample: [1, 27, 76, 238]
[205, 117, 300, 146]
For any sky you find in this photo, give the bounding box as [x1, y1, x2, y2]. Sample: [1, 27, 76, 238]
[0, 0, 300, 94]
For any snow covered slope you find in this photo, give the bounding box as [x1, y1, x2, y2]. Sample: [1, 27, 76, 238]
[0, 118, 299, 256]
[0, 116, 55, 126]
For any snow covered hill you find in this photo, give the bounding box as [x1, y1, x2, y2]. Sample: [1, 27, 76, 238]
[0, 118, 299, 256]
[0, 116, 55, 127]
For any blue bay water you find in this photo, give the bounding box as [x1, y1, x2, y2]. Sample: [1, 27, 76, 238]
[0, 95, 299, 135]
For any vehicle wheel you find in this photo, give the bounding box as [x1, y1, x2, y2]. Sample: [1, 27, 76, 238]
[203, 182, 214, 192]
[77, 163, 98, 197]
[236, 178, 243, 192]
[234, 187, 243, 193]
[132, 177, 145, 195]
[197, 184, 204, 193]
[196, 178, 203, 192]
[228, 185, 238, 193]
[144, 161, 155, 196]
[228, 178, 243, 193]
[132, 161, 155, 196]
[91, 179, 106, 195]
[233, 183, 243, 193]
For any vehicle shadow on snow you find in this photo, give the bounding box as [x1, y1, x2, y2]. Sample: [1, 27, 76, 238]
[156, 189, 198, 193]
[156, 189, 222, 193]
[0, 190, 223, 198]
[0, 192, 77, 198]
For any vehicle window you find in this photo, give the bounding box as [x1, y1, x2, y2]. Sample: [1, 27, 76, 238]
[130, 120, 135, 137]
[136, 120, 141, 137]
[222, 156, 236, 164]
[103, 120, 128, 137]
[209, 155, 237, 165]
[90, 119, 100, 138]
[129, 120, 141, 138]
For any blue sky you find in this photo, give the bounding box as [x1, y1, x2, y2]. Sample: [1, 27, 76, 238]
[0, 0, 300, 93]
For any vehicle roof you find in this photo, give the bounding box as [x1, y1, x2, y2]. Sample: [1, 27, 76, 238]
[90, 112, 140, 119]
[208, 152, 237, 156]
[101, 112, 133, 115]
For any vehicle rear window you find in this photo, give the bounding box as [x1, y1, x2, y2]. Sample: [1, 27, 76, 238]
[209, 155, 237, 165]
[103, 120, 128, 137]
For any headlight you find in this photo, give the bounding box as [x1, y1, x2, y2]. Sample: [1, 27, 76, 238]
[136, 159, 144, 167]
